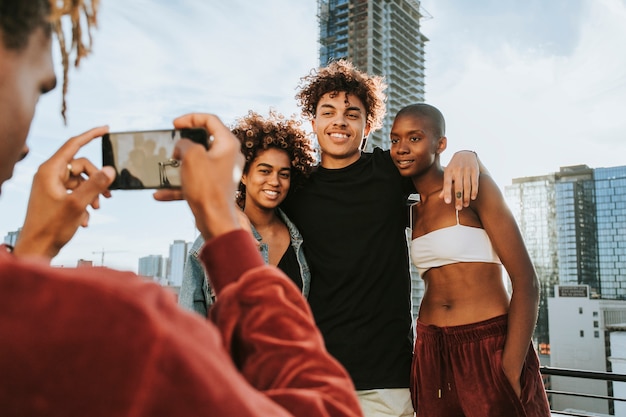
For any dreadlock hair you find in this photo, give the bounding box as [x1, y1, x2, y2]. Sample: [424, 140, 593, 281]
[232, 109, 316, 209]
[295, 59, 387, 132]
[0, 0, 100, 123]
[49, 0, 100, 123]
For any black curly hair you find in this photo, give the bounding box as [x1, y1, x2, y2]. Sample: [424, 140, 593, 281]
[0, 0, 99, 122]
[232, 109, 316, 208]
[295, 59, 387, 132]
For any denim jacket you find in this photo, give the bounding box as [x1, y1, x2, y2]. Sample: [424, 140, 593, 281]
[179, 208, 311, 317]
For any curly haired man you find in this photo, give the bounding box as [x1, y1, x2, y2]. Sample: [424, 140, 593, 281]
[282, 60, 483, 417]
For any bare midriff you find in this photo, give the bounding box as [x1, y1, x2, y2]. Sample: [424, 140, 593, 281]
[418, 262, 509, 327]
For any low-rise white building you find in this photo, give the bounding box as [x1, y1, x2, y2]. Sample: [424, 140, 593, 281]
[548, 285, 626, 415]
[608, 327, 626, 417]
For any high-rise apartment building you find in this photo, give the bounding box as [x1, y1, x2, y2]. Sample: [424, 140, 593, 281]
[167, 240, 189, 287]
[505, 164, 626, 350]
[138, 254, 165, 284]
[317, 0, 428, 150]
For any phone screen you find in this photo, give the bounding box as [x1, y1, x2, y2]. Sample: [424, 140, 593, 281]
[102, 128, 208, 190]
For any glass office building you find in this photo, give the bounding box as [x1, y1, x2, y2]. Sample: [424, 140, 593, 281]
[506, 164, 626, 351]
[317, 0, 428, 150]
[555, 166, 598, 292]
[595, 166, 626, 299]
[506, 174, 560, 348]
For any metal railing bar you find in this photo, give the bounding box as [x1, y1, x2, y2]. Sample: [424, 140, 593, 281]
[546, 389, 626, 402]
[549, 412, 601, 417]
[540, 366, 626, 382]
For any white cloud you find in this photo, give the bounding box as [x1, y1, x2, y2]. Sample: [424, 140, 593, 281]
[421, 0, 626, 186]
[3, 0, 625, 271]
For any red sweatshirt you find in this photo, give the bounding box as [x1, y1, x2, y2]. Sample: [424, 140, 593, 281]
[0, 230, 362, 417]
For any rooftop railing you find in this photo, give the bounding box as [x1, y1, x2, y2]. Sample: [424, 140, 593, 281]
[541, 366, 626, 417]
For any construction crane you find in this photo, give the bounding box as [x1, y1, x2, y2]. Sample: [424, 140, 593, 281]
[92, 248, 127, 267]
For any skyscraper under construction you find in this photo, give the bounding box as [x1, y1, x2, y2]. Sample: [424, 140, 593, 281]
[318, 0, 428, 150]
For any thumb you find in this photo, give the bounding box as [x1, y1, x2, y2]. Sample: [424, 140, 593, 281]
[101, 166, 116, 182]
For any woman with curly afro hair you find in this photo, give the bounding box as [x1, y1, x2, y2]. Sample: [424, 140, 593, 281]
[180, 110, 316, 317]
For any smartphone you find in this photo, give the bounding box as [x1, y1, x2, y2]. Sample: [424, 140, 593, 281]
[102, 128, 209, 189]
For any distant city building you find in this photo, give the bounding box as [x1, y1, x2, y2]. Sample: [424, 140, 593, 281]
[505, 170, 559, 351]
[317, 0, 428, 150]
[167, 240, 189, 287]
[506, 164, 626, 352]
[548, 284, 626, 415]
[138, 254, 165, 284]
[76, 259, 93, 268]
[594, 166, 626, 299]
[609, 329, 626, 417]
[3, 228, 21, 247]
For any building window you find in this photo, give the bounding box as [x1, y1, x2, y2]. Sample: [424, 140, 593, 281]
[594, 331, 600, 338]
[593, 311, 598, 317]
[580, 330, 584, 337]
[593, 321, 599, 328]
[579, 307, 583, 314]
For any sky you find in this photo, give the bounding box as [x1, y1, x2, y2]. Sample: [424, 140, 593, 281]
[1, 0, 625, 272]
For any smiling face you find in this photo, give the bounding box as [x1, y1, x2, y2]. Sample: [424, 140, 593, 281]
[390, 113, 446, 178]
[0, 27, 56, 190]
[241, 148, 292, 211]
[312, 91, 371, 169]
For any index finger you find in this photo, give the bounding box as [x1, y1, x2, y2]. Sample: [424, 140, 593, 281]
[469, 168, 479, 201]
[173, 113, 231, 138]
[51, 126, 110, 162]
[170, 137, 205, 162]
[153, 188, 184, 201]
[172, 113, 241, 164]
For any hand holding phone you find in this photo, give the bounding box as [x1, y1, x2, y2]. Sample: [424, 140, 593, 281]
[15, 126, 115, 260]
[102, 128, 209, 189]
[153, 113, 245, 241]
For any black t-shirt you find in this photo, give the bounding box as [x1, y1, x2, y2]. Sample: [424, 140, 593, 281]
[282, 148, 414, 390]
[277, 244, 303, 291]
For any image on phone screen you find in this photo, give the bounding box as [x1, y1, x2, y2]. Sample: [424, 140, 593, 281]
[102, 128, 208, 190]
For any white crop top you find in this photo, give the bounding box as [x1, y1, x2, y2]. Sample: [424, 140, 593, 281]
[410, 210, 501, 276]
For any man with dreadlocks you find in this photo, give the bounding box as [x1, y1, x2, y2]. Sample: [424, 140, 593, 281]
[0, 1, 363, 416]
